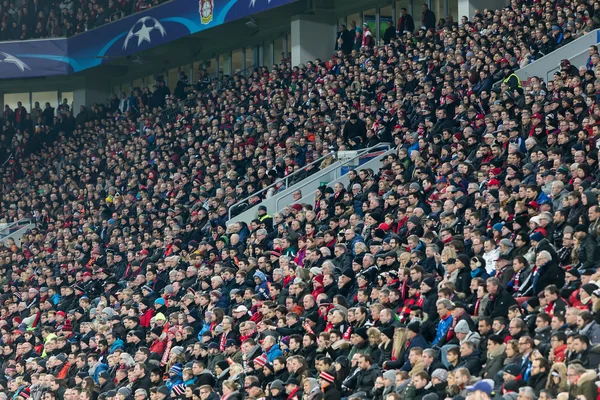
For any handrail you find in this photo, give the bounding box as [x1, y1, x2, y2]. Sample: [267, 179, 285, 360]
[236, 64, 256, 77]
[280, 146, 397, 215]
[227, 149, 337, 220]
[273, 143, 392, 211]
[227, 142, 392, 221]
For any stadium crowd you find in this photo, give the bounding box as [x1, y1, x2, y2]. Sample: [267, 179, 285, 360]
[0, 0, 167, 40]
[3, 1, 600, 400]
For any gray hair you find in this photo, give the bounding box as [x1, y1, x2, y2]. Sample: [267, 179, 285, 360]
[518, 387, 536, 400]
[436, 299, 454, 310]
[538, 250, 552, 261]
[423, 348, 437, 358]
[279, 255, 291, 263]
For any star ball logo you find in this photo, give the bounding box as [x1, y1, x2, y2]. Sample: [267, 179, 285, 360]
[199, 0, 214, 24]
[123, 16, 167, 50]
[0, 52, 31, 72]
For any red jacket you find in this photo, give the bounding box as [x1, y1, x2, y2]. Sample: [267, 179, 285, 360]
[140, 309, 154, 328]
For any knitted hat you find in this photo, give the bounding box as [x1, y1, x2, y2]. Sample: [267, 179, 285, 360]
[379, 326, 395, 340]
[383, 370, 397, 381]
[354, 327, 368, 340]
[407, 321, 421, 334]
[582, 283, 598, 296]
[319, 371, 335, 383]
[118, 387, 132, 398]
[457, 254, 470, 267]
[529, 232, 544, 242]
[172, 384, 186, 396]
[455, 320, 470, 334]
[432, 369, 449, 382]
[216, 360, 229, 371]
[169, 364, 183, 376]
[271, 380, 285, 391]
[422, 277, 436, 289]
[157, 386, 170, 396]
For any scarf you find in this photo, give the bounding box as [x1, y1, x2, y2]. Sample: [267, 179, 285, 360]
[470, 268, 482, 278]
[161, 340, 173, 366]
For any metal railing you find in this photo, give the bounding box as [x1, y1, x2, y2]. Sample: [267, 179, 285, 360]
[227, 149, 337, 221]
[274, 143, 392, 212]
[0, 218, 35, 247]
[276, 146, 398, 218]
[227, 142, 392, 224]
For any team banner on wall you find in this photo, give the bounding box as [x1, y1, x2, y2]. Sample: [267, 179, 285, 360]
[0, 0, 297, 80]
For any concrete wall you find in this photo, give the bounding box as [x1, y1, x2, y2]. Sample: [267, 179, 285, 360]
[291, 15, 336, 66]
[73, 82, 112, 113]
[458, 0, 507, 20]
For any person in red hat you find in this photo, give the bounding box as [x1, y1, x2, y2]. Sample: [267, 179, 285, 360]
[319, 371, 341, 400]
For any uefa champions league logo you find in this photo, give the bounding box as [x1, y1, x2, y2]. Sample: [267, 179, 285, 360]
[0, 52, 31, 72]
[123, 16, 167, 50]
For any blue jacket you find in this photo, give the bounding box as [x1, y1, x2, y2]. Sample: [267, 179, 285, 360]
[109, 338, 125, 354]
[92, 363, 109, 384]
[254, 270, 270, 300]
[433, 314, 453, 346]
[401, 334, 429, 370]
[265, 344, 283, 362]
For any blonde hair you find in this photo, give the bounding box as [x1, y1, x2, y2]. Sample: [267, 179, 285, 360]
[229, 363, 244, 376]
[391, 328, 408, 361]
[441, 246, 457, 262]
[223, 380, 239, 392]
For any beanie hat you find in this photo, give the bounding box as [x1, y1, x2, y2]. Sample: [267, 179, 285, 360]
[319, 371, 335, 383]
[280, 336, 291, 347]
[454, 320, 470, 334]
[172, 384, 186, 396]
[529, 232, 544, 242]
[383, 370, 397, 381]
[422, 277, 436, 289]
[379, 326, 395, 340]
[271, 380, 285, 391]
[407, 321, 421, 334]
[432, 369, 449, 382]
[582, 283, 598, 296]
[216, 360, 230, 371]
[169, 364, 183, 376]
[254, 354, 268, 367]
[354, 327, 368, 340]
[457, 254, 470, 267]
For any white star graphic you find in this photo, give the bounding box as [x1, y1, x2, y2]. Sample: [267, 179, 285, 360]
[136, 23, 154, 46]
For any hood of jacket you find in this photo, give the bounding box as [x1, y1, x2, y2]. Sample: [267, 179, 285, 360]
[577, 370, 597, 386]
[488, 343, 506, 359]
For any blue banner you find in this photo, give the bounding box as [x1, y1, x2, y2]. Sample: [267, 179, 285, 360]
[0, 0, 296, 79]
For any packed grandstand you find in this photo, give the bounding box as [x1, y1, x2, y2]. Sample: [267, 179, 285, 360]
[2, 1, 600, 400]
